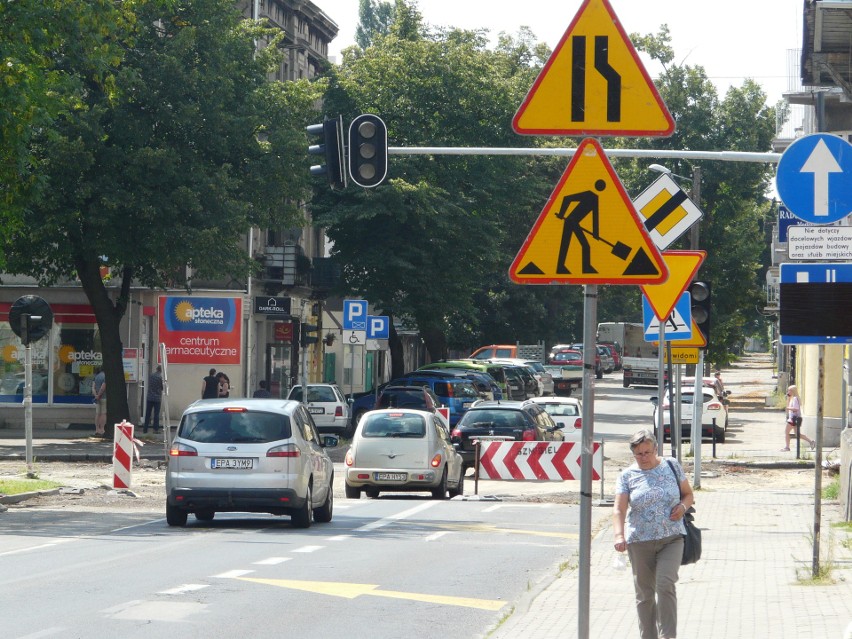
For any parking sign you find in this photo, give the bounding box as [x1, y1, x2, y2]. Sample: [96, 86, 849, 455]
[367, 315, 390, 339]
[343, 299, 367, 330]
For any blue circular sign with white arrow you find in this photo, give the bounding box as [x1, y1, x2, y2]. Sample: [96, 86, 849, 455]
[776, 133, 852, 224]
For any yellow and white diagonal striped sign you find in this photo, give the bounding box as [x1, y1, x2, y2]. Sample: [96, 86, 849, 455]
[632, 174, 703, 250]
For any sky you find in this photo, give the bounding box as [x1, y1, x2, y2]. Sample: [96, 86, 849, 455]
[313, 0, 805, 107]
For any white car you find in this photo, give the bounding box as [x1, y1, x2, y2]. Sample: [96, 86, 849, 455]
[344, 408, 465, 499]
[166, 399, 338, 528]
[530, 396, 582, 436]
[651, 387, 729, 443]
[287, 383, 349, 434]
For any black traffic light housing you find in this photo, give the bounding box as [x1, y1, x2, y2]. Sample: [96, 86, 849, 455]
[9, 295, 53, 346]
[348, 114, 388, 188]
[307, 116, 347, 190]
[688, 281, 711, 349]
[301, 323, 319, 347]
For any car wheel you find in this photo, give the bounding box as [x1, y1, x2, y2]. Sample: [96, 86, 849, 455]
[291, 482, 313, 529]
[194, 509, 215, 522]
[344, 482, 361, 499]
[431, 468, 448, 500]
[448, 468, 465, 498]
[365, 487, 380, 499]
[166, 503, 188, 527]
[715, 426, 726, 443]
[314, 479, 334, 523]
[623, 381, 630, 388]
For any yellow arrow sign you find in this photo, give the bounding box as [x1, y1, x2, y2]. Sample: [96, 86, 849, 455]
[641, 250, 706, 320]
[512, 0, 674, 136]
[510, 138, 668, 285]
[238, 578, 507, 611]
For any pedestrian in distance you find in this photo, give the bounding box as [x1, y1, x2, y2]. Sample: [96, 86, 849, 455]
[217, 372, 230, 398]
[713, 370, 726, 399]
[252, 380, 272, 398]
[143, 365, 164, 435]
[781, 384, 814, 451]
[92, 366, 107, 437]
[201, 368, 218, 399]
[613, 429, 694, 639]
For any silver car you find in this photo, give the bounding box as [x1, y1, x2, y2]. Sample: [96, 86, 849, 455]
[166, 399, 337, 528]
[344, 408, 465, 499]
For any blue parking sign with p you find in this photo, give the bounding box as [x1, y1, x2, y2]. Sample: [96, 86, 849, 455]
[343, 299, 367, 330]
[367, 315, 390, 339]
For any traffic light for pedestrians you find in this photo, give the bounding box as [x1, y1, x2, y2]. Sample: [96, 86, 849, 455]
[301, 323, 319, 347]
[348, 114, 388, 188]
[688, 281, 711, 348]
[307, 116, 347, 190]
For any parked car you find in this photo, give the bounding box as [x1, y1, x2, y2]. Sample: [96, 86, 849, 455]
[450, 400, 563, 470]
[419, 360, 510, 398]
[599, 342, 622, 371]
[166, 399, 337, 528]
[523, 360, 554, 395]
[344, 408, 465, 499]
[349, 385, 445, 431]
[287, 384, 349, 435]
[551, 346, 602, 379]
[487, 361, 540, 398]
[596, 345, 614, 374]
[407, 368, 501, 401]
[544, 364, 583, 397]
[389, 375, 480, 426]
[650, 386, 729, 442]
[530, 396, 582, 433]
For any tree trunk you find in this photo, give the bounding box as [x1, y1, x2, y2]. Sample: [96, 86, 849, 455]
[388, 319, 405, 379]
[75, 257, 130, 432]
[421, 326, 447, 362]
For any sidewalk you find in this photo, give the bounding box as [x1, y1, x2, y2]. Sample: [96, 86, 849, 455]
[491, 352, 852, 639]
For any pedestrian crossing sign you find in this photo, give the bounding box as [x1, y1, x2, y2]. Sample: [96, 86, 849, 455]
[509, 138, 668, 285]
[512, 0, 674, 136]
[643, 293, 693, 341]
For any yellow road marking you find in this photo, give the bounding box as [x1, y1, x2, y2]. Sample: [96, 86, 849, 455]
[238, 578, 506, 611]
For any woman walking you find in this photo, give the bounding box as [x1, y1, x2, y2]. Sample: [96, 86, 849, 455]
[781, 384, 813, 451]
[613, 429, 694, 639]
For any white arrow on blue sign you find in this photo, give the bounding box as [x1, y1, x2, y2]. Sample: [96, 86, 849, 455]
[776, 133, 852, 224]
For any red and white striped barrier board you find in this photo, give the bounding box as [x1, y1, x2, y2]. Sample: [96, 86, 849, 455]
[478, 440, 602, 481]
[113, 420, 135, 489]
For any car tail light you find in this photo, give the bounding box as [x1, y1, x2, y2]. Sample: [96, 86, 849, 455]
[223, 407, 247, 412]
[430, 453, 442, 468]
[267, 443, 300, 457]
[169, 443, 197, 457]
[446, 385, 454, 398]
[345, 450, 354, 466]
[573, 418, 582, 430]
[522, 429, 535, 441]
[335, 406, 344, 417]
[707, 401, 722, 411]
[451, 428, 461, 440]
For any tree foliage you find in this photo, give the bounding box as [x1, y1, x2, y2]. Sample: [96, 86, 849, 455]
[2, 0, 324, 421]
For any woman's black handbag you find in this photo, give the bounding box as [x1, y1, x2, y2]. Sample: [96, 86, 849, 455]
[666, 460, 702, 565]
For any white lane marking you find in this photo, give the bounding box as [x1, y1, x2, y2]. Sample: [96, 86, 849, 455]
[212, 569, 254, 579]
[16, 627, 66, 638]
[326, 535, 353, 541]
[424, 531, 451, 542]
[158, 584, 209, 595]
[111, 518, 166, 532]
[253, 557, 291, 565]
[354, 501, 439, 532]
[292, 545, 324, 553]
[101, 600, 145, 615]
[482, 503, 555, 513]
[0, 539, 73, 557]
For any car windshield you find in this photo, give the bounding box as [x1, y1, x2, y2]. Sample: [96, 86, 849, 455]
[540, 403, 579, 417]
[289, 386, 336, 402]
[525, 362, 546, 373]
[179, 410, 291, 443]
[361, 413, 426, 438]
[464, 410, 525, 429]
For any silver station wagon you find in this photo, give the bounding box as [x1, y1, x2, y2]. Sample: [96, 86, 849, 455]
[166, 399, 337, 528]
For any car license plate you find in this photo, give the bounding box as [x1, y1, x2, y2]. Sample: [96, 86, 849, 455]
[463, 402, 473, 408]
[308, 406, 324, 414]
[375, 472, 406, 481]
[211, 458, 254, 469]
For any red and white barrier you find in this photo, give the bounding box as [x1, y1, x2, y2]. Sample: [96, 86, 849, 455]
[112, 420, 135, 489]
[477, 440, 602, 481]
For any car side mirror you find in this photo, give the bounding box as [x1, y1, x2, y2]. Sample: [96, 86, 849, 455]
[322, 435, 340, 448]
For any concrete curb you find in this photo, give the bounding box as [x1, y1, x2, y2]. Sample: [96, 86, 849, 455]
[0, 487, 61, 505]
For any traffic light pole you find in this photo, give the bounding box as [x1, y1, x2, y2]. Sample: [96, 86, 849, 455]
[22, 314, 35, 477]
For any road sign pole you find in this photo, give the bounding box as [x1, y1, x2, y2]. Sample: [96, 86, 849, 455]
[657, 323, 665, 450]
[578, 284, 597, 639]
[813, 345, 825, 578]
[24, 340, 35, 477]
[693, 349, 703, 489]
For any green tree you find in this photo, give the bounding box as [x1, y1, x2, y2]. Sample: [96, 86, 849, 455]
[3, 0, 324, 424]
[354, 0, 396, 49]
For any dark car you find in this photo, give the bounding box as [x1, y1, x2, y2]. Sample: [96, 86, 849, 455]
[488, 363, 538, 399]
[406, 369, 502, 401]
[450, 400, 562, 470]
[349, 385, 442, 431]
[390, 375, 480, 426]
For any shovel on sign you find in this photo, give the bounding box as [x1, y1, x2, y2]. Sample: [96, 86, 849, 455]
[580, 227, 632, 260]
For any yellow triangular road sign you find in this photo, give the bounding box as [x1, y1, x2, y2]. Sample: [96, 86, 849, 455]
[654, 319, 707, 348]
[512, 0, 674, 137]
[509, 138, 668, 285]
[641, 250, 706, 320]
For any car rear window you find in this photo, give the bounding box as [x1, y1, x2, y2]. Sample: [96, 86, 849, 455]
[464, 410, 525, 429]
[361, 413, 426, 438]
[540, 403, 579, 416]
[378, 390, 427, 409]
[179, 410, 291, 443]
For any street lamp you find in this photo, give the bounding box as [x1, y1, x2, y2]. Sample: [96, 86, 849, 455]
[649, 163, 702, 250]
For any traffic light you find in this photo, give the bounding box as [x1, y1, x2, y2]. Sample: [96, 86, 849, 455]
[348, 114, 388, 188]
[306, 115, 347, 190]
[301, 323, 319, 347]
[688, 281, 711, 348]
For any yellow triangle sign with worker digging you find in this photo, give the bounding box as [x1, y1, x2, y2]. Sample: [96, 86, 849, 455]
[512, 0, 674, 137]
[509, 138, 668, 285]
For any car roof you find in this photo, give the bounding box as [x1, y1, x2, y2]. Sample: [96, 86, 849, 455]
[361, 408, 437, 419]
[530, 396, 580, 405]
[184, 398, 300, 413]
[469, 399, 536, 410]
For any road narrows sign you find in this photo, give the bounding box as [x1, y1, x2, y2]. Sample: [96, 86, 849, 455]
[509, 138, 668, 285]
[641, 250, 706, 320]
[512, 0, 674, 137]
